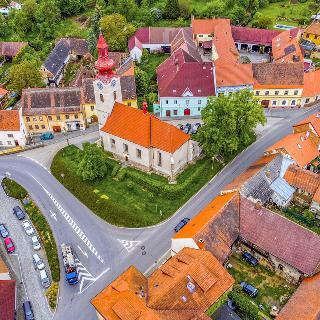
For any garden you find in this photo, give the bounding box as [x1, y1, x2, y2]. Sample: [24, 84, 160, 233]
[50, 144, 223, 227]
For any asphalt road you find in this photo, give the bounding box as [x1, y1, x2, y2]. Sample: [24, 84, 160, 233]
[0, 106, 319, 320]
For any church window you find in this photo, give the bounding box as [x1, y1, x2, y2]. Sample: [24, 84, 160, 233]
[186, 100, 190, 105]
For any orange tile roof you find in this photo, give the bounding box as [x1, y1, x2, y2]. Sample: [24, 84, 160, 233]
[223, 154, 277, 192]
[173, 193, 237, 239]
[0, 88, 8, 96]
[294, 112, 320, 136]
[101, 102, 190, 153]
[303, 70, 320, 97]
[0, 257, 9, 274]
[276, 273, 320, 320]
[192, 19, 230, 35]
[266, 133, 319, 167]
[0, 110, 20, 131]
[304, 22, 320, 36]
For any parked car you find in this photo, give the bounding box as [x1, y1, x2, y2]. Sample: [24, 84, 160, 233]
[32, 253, 45, 270]
[182, 123, 192, 134]
[22, 301, 35, 320]
[22, 220, 34, 236]
[4, 237, 15, 253]
[240, 281, 258, 297]
[174, 218, 190, 232]
[242, 251, 258, 266]
[40, 132, 54, 140]
[0, 224, 9, 238]
[39, 269, 51, 288]
[13, 206, 25, 220]
[31, 236, 41, 250]
[191, 123, 201, 134]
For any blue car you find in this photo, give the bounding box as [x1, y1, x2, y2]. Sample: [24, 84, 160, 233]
[40, 132, 54, 140]
[242, 251, 258, 266]
[240, 281, 258, 297]
[174, 218, 190, 232]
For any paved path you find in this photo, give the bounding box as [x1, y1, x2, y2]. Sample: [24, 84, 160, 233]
[0, 106, 318, 319]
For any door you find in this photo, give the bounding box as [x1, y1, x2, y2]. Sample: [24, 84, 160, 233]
[184, 108, 190, 116]
[14, 140, 19, 146]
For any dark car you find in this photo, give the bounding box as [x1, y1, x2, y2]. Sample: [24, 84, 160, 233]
[191, 123, 201, 134]
[40, 132, 54, 140]
[174, 218, 190, 232]
[242, 251, 258, 266]
[13, 206, 25, 220]
[23, 301, 34, 320]
[0, 224, 9, 238]
[240, 281, 258, 297]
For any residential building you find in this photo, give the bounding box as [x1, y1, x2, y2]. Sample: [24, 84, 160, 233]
[0, 41, 27, 62]
[276, 273, 320, 320]
[212, 304, 241, 320]
[156, 28, 215, 118]
[0, 280, 16, 320]
[271, 28, 304, 63]
[91, 247, 234, 320]
[303, 22, 320, 46]
[41, 38, 89, 86]
[252, 62, 304, 108]
[293, 111, 320, 142]
[81, 78, 96, 123]
[0, 109, 27, 147]
[128, 27, 185, 62]
[301, 69, 320, 106]
[20, 87, 86, 134]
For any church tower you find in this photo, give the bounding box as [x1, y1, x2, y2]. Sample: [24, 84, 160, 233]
[93, 33, 122, 128]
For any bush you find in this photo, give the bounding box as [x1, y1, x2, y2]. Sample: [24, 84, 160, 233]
[117, 168, 127, 181]
[46, 281, 59, 309]
[111, 164, 121, 178]
[2, 178, 28, 200]
[127, 181, 134, 190]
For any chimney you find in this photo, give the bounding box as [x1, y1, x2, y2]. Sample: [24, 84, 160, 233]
[142, 101, 148, 114]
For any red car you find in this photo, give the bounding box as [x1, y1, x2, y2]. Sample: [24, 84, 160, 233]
[4, 237, 15, 253]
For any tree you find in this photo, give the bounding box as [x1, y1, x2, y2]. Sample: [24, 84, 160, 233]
[179, 0, 191, 19]
[200, 0, 226, 18]
[251, 13, 272, 29]
[58, 0, 86, 16]
[164, 0, 180, 19]
[0, 15, 8, 37]
[135, 67, 148, 97]
[77, 143, 108, 181]
[7, 60, 44, 95]
[106, 0, 138, 21]
[100, 13, 136, 51]
[196, 90, 266, 158]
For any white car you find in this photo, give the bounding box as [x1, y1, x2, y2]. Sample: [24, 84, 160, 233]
[22, 220, 34, 236]
[31, 236, 41, 250]
[32, 253, 45, 270]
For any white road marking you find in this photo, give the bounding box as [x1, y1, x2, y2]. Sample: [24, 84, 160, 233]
[118, 239, 141, 253]
[77, 245, 88, 258]
[49, 210, 57, 221]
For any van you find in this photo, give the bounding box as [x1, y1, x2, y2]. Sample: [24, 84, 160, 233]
[40, 269, 50, 288]
[32, 253, 45, 270]
[23, 301, 34, 320]
[240, 281, 258, 297]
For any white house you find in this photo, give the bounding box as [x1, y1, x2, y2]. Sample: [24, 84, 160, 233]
[0, 108, 27, 147]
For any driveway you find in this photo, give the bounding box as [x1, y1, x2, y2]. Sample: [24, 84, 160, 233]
[0, 184, 52, 320]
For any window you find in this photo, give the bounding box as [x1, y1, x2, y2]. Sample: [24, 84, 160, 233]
[282, 100, 286, 106]
[74, 114, 78, 119]
[291, 100, 296, 105]
[136, 149, 142, 159]
[35, 125, 39, 129]
[26, 117, 30, 122]
[90, 106, 94, 111]
[39, 116, 43, 121]
[56, 115, 61, 120]
[306, 33, 310, 38]
[272, 101, 277, 105]
[100, 94, 104, 102]
[265, 91, 269, 96]
[284, 90, 289, 95]
[294, 90, 298, 95]
[275, 91, 279, 95]
[157, 151, 162, 167]
[48, 116, 52, 121]
[174, 100, 177, 104]
[199, 35, 203, 38]
[186, 100, 190, 105]
[173, 110, 178, 116]
[33, 117, 37, 122]
[306, 98, 310, 103]
[7, 141, 12, 145]
[166, 110, 171, 117]
[65, 115, 70, 120]
[113, 91, 117, 101]
[7, 134, 13, 138]
[110, 138, 115, 148]
[128, 102, 131, 107]
[165, 100, 168, 104]
[123, 143, 128, 152]
[29, 125, 33, 130]
[255, 91, 260, 96]
[198, 100, 201, 104]
[41, 125, 45, 129]
[198, 107, 201, 111]
[278, 264, 283, 271]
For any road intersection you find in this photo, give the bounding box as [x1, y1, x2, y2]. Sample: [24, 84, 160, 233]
[0, 106, 319, 319]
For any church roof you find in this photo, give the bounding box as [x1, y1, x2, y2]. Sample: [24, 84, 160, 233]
[101, 103, 190, 153]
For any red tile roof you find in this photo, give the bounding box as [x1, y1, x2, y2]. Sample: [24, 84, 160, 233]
[240, 196, 320, 275]
[192, 19, 230, 35]
[101, 102, 190, 153]
[302, 69, 320, 97]
[0, 110, 20, 131]
[128, 27, 149, 50]
[277, 273, 320, 320]
[0, 280, 16, 320]
[266, 133, 319, 167]
[0, 42, 27, 57]
[231, 26, 281, 46]
[0, 88, 8, 97]
[294, 112, 320, 136]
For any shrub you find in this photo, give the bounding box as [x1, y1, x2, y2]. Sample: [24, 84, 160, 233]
[111, 164, 121, 178]
[117, 168, 127, 181]
[46, 282, 59, 309]
[127, 181, 134, 190]
[2, 178, 28, 200]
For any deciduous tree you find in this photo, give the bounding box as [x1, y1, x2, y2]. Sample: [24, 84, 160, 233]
[135, 67, 148, 97]
[164, 0, 180, 19]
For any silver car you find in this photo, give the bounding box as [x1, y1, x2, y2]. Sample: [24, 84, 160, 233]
[32, 253, 45, 270]
[22, 220, 34, 236]
[31, 236, 41, 250]
[40, 269, 50, 288]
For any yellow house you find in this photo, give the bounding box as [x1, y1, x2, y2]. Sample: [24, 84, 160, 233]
[252, 63, 304, 108]
[303, 22, 320, 46]
[81, 78, 97, 123]
[20, 87, 86, 134]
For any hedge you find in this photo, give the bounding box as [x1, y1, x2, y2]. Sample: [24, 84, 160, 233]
[2, 178, 28, 200]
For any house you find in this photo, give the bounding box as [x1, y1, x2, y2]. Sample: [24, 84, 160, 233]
[0, 257, 10, 280]
[0, 108, 27, 147]
[156, 28, 215, 118]
[271, 28, 304, 63]
[0, 42, 27, 62]
[265, 132, 319, 168]
[303, 22, 320, 46]
[41, 38, 89, 86]
[81, 78, 96, 123]
[20, 87, 86, 134]
[212, 304, 241, 320]
[0, 280, 16, 320]
[301, 69, 320, 106]
[91, 247, 234, 320]
[276, 273, 320, 320]
[252, 62, 304, 108]
[293, 111, 320, 142]
[94, 33, 199, 178]
[128, 27, 185, 62]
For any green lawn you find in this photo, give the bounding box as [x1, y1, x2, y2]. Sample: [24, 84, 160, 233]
[228, 254, 297, 315]
[50, 145, 222, 227]
[253, 0, 317, 28]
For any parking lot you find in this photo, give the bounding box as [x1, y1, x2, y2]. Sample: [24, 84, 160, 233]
[0, 183, 52, 320]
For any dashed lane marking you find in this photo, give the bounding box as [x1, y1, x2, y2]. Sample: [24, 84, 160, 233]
[118, 239, 141, 253]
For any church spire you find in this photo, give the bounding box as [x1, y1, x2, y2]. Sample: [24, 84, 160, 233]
[95, 32, 115, 82]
